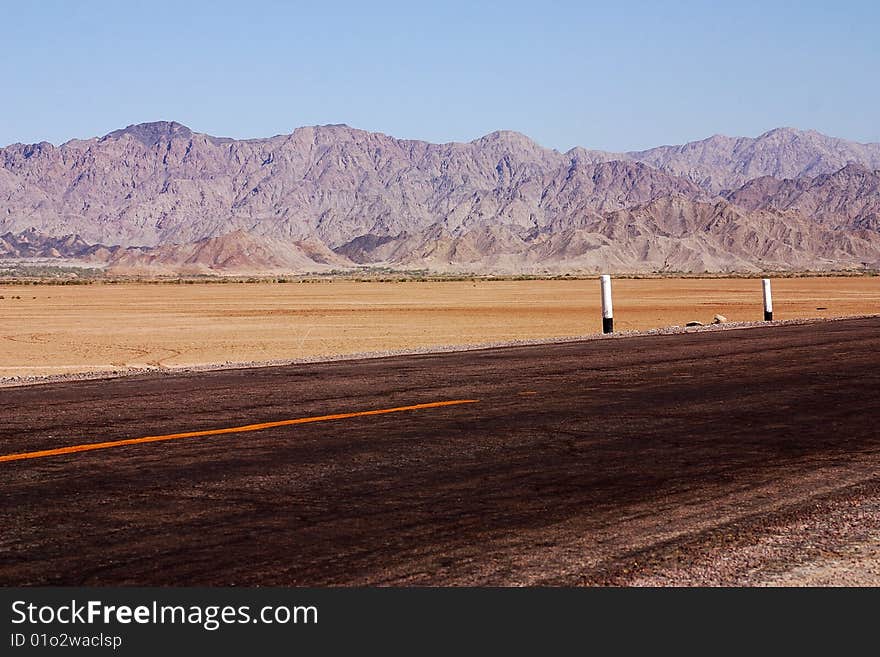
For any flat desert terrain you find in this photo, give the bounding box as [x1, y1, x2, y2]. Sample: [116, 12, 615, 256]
[1, 277, 878, 379]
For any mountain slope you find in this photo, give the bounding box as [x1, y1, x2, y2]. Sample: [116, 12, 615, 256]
[103, 230, 353, 275]
[724, 164, 880, 230]
[341, 197, 880, 273]
[625, 128, 880, 194]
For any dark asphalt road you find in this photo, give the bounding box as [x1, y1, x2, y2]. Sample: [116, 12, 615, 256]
[1, 318, 879, 585]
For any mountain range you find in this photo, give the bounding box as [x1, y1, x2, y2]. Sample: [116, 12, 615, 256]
[2, 122, 879, 274]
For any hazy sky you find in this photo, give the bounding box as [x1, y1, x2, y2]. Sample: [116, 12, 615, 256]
[3, 0, 878, 150]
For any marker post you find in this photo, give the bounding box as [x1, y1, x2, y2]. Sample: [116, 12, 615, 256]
[601, 275, 613, 333]
[762, 278, 773, 321]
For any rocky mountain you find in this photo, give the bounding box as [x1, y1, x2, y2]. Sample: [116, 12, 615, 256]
[623, 128, 880, 194]
[0, 123, 704, 249]
[724, 164, 880, 231]
[1, 122, 879, 273]
[332, 196, 880, 273]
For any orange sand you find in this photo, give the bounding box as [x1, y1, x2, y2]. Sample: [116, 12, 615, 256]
[1, 278, 877, 378]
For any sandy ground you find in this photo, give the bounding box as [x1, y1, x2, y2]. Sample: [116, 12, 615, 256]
[1, 277, 878, 379]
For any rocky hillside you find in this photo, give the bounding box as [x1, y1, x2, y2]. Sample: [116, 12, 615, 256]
[1, 122, 879, 273]
[0, 123, 704, 248]
[624, 128, 880, 194]
[724, 164, 880, 231]
[103, 231, 353, 275]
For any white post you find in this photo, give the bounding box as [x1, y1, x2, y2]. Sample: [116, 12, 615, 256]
[762, 278, 773, 321]
[600, 274, 613, 333]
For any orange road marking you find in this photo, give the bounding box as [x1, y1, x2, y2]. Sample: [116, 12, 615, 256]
[0, 399, 479, 464]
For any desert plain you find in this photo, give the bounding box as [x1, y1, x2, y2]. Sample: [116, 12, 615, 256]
[1, 276, 878, 380]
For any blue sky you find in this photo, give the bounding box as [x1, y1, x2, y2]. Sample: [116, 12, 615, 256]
[2, 0, 878, 150]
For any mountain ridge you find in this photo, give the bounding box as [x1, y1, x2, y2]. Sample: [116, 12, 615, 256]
[6, 122, 879, 154]
[2, 122, 879, 274]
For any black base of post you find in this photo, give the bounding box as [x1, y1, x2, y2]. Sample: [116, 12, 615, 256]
[603, 317, 613, 334]
[764, 311, 773, 322]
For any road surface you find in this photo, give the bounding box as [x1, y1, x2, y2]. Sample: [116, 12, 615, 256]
[1, 318, 879, 585]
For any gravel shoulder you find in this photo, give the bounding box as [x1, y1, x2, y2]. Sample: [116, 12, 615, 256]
[624, 481, 880, 587]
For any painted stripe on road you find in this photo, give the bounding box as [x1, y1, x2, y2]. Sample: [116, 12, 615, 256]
[0, 399, 479, 463]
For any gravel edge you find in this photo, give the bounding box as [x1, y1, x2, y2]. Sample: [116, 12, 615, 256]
[2, 313, 878, 389]
[626, 480, 880, 587]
